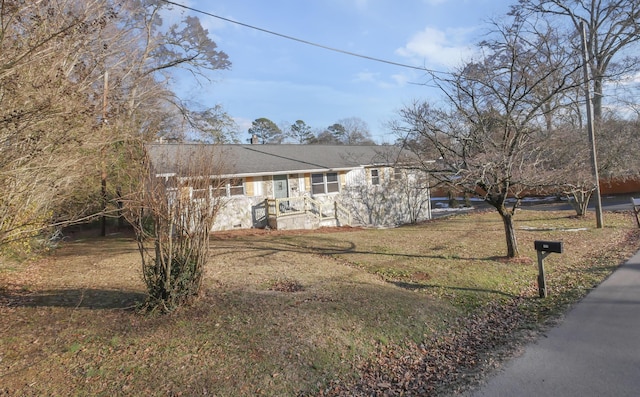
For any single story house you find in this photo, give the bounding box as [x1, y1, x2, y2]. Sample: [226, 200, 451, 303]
[147, 143, 433, 231]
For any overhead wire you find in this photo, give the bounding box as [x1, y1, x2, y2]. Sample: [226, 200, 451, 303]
[159, 0, 447, 75]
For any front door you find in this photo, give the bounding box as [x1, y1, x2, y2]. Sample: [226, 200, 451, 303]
[273, 175, 289, 211]
[273, 175, 289, 212]
[273, 175, 289, 199]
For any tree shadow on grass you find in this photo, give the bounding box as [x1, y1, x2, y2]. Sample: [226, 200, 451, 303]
[1, 288, 146, 310]
[210, 237, 506, 263]
[52, 240, 139, 258]
[391, 281, 520, 298]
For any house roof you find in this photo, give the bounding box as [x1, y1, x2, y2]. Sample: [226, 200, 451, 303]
[147, 143, 417, 178]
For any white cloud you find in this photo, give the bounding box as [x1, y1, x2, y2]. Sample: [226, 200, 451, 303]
[618, 71, 640, 86]
[352, 70, 412, 89]
[396, 26, 477, 68]
[354, 71, 378, 83]
[391, 73, 410, 86]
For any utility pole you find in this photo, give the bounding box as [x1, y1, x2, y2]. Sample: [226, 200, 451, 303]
[580, 21, 604, 228]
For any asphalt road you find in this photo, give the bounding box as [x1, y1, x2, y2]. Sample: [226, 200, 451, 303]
[432, 193, 637, 215]
[465, 244, 640, 396]
[521, 194, 636, 212]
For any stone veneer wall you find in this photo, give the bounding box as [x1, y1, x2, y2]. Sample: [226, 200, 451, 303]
[212, 196, 267, 231]
[210, 170, 432, 231]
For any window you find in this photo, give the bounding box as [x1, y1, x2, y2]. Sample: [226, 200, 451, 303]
[311, 173, 324, 195]
[214, 178, 245, 197]
[326, 172, 339, 193]
[394, 168, 403, 180]
[229, 178, 244, 196]
[311, 172, 339, 195]
[370, 169, 380, 185]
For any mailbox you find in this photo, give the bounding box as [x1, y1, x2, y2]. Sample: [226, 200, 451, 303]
[533, 240, 563, 298]
[534, 240, 563, 254]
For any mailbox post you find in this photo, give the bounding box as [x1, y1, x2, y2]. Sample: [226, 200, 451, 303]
[534, 240, 563, 298]
[631, 198, 640, 228]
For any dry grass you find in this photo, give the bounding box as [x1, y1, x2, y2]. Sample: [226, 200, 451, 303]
[1, 210, 639, 396]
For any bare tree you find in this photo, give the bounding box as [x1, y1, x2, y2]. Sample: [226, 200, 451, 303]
[333, 117, 376, 145]
[94, 0, 231, 230]
[395, 170, 432, 225]
[0, 0, 116, 248]
[0, 0, 232, 250]
[124, 144, 228, 312]
[395, 18, 580, 258]
[513, 0, 640, 120]
[505, 1, 640, 218]
[537, 123, 595, 215]
[310, 128, 342, 145]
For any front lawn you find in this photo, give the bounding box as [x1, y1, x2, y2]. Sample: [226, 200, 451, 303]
[1, 210, 638, 395]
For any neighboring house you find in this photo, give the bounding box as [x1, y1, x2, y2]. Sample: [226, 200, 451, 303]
[147, 143, 432, 231]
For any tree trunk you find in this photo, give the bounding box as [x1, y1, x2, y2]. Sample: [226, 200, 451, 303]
[499, 209, 519, 258]
[116, 186, 125, 228]
[593, 77, 603, 121]
[101, 167, 107, 237]
[568, 189, 592, 217]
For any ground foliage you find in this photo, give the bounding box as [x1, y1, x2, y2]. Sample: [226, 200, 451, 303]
[315, 298, 532, 396]
[315, 219, 640, 396]
[1, 210, 639, 396]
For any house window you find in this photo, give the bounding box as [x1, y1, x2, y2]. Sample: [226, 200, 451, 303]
[370, 169, 380, 185]
[229, 178, 244, 196]
[311, 172, 339, 195]
[311, 173, 324, 194]
[214, 178, 245, 197]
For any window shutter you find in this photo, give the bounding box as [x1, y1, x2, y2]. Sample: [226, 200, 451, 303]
[245, 177, 254, 196]
[304, 173, 311, 193]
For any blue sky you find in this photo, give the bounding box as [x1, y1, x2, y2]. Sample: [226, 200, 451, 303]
[166, 0, 515, 143]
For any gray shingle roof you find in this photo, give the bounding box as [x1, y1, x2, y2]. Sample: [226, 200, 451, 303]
[147, 143, 415, 177]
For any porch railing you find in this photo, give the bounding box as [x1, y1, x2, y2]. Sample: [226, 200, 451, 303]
[265, 196, 351, 226]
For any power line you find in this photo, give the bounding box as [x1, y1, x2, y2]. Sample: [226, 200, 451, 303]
[160, 0, 446, 74]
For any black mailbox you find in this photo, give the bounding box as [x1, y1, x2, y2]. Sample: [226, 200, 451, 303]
[534, 240, 563, 254]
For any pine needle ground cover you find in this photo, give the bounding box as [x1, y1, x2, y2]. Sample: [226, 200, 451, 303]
[1, 210, 639, 396]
